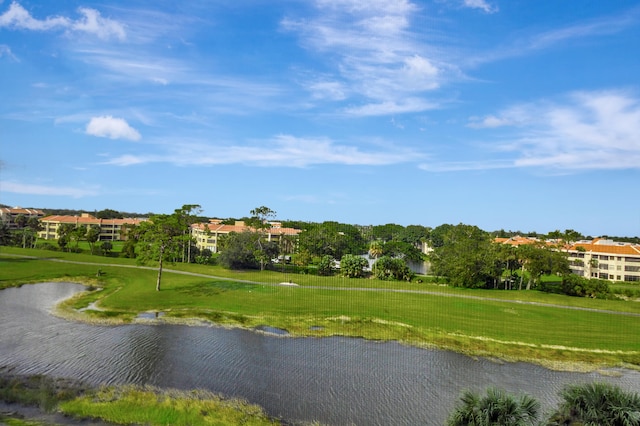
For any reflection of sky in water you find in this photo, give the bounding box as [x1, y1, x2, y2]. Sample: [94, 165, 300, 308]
[1, 282, 639, 426]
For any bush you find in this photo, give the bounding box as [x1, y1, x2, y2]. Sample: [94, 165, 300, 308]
[317, 255, 335, 276]
[540, 274, 611, 298]
[340, 254, 369, 278]
[372, 256, 413, 281]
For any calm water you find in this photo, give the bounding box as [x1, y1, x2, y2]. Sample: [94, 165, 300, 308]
[1, 282, 639, 425]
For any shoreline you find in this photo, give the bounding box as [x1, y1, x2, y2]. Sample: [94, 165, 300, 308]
[44, 280, 640, 374]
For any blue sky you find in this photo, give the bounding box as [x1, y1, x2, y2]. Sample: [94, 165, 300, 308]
[1, 0, 639, 237]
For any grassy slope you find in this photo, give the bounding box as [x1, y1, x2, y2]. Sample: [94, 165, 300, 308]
[2, 246, 640, 369]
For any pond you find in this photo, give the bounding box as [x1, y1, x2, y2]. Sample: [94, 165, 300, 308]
[1, 282, 639, 425]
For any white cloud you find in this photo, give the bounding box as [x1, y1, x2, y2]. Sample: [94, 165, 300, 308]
[345, 98, 438, 116]
[0, 2, 125, 40]
[283, 0, 452, 116]
[104, 134, 423, 167]
[86, 116, 141, 141]
[456, 90, 640, 171]
[462, 0, 498, 14]
[71, 7, 126, 41]
[2, 181, 98, 198]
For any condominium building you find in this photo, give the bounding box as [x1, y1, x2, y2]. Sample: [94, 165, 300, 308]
[39, 214, 144, 241]
[495, 236, 640, 282]
[0, 207, 45, 229]
[565, 238, 640, 283]
[191, 219, 301, 253]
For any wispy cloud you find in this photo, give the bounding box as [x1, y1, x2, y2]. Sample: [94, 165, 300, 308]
[462, 0, 498, 14]
[0, 44, 17, 61]
[86, 116, 141, 141]
[282, 0, 455, 116]
[426, 89, 640, 172]
[104, 134, 423, 167]
[2, 181, 98, 198]
[469, 5, 640, 66]
[0, 2, 126, 40]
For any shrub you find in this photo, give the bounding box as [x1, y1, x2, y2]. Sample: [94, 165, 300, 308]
[372, 256, 413, 281]
[340, 254, 369, 278]
[317, 255, 335, 276]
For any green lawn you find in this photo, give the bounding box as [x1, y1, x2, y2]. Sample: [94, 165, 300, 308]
[2, 246, 640, 369]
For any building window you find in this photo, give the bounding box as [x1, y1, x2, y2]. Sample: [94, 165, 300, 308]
[600, 273, 609, 280]
[625, 265, 640, 272]
[624, 275, 640, 282]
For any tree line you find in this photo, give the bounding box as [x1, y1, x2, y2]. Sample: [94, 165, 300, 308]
[0, 206, 622, 298]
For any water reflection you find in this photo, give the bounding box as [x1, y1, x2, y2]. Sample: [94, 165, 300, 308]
[1, 282, 639, 426]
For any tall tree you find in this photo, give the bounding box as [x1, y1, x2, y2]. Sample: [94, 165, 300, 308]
[0, 222, 11, 246]
[57, 223, 76, 252]
[430, 223, 497, 288]
[218, 231, 260, 270]
[86, 224, 101, 255]
[518, 243, 570, 290]
[25, 217, 42, 248]
[136, 204, 200, 291]
[248, 206, 277, 270]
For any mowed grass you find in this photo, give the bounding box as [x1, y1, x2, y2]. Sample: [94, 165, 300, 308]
[2, 246, 640, 368]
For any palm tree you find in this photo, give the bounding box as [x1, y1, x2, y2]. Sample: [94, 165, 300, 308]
[546, 382, 640, 425]
[447, 387, 540, 426]
[368, 240, 384, 259]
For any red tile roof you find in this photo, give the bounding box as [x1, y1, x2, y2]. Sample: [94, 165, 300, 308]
[568, 239, 640, 256]
[191, 222, 301, 236]
[40, 215, 144, 226]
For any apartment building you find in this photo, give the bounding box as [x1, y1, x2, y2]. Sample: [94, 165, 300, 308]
[494, 236, 640, 282]
[191, 219, 301, 253]
[39, 214, 144, 241]
[566, 238, 640, 283]
[0, 207, 45, 229]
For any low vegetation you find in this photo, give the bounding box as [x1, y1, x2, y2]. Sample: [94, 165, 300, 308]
[1, 247, 640, 370]
[0, 372, 278, 425]
[3, 371, 637, 425]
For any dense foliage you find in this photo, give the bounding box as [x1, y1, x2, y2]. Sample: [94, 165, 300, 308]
[547, 382, 640, 425]
[448, 383, 640, 426]
[447, 387, 540, 426]
[430, 223, 572, 290]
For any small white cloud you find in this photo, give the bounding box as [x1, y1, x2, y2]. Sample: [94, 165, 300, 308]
[462, 0, 498, 14]
[345, 98, 438, 116]
[467, 115, 510, 128]
[71, 7, 126, 41]
[0, 2, 125, 40]
[86, 116, 141, 141]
